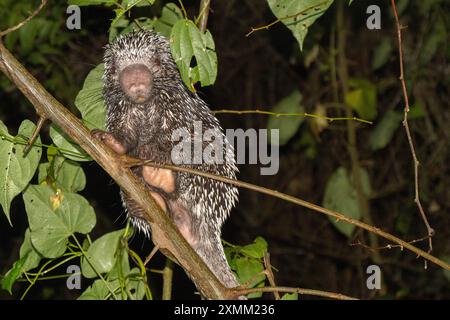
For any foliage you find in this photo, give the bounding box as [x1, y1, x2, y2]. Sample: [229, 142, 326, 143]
[0, 1, 82, 106]
[267, 0, 334, 50]
[0, 0, 449, 301]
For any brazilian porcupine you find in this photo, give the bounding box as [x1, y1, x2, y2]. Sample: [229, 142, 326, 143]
[92, 30, 240, 290]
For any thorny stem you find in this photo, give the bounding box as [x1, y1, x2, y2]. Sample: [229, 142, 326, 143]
[212, 109, 372, 124]
[390, 0, 434, 259]
[246, 1, 329, 37]
[232, 286, 358, 300]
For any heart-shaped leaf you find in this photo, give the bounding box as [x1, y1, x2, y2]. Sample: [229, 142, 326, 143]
[267, 0, 333, 50]
[23, 184, 96, 258]
[81, 229, 125, 278]
[75, 64, 106, 130]
[0, 120, 42, 223]
[267, 90, 304, 145]
[170, 19, 217, 89]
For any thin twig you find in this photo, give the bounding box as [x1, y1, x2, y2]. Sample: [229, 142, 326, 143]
[390, 0, 434, 259]
[197, 0, 211, 33]
[23, 116, 46, 156]
[127, 157, 450, 271]
[350, 234, 431, 252]
[0, 0, 47, 37]
[212, 109, 372, 124]
[246, 1, 328, 37]
[232, 286, 358, 300]
[143, 245, 160, 266]
[178, 0, 188, 19]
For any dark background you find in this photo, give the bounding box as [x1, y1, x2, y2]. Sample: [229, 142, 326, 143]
[0, 0, 449, 299]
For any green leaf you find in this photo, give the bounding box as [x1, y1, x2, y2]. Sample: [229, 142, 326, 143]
[267, 0, 333, 51]
[126, 268, 147, 300]
[358, 166, 372, 198]
[82, 229, 124, 278]
[323, 167, 361, 237]
[19, 19, 39, 54]
[372, 38, 393, 70]
[19, 228, 43, 272]
[1, 228, 43, 294]
[370, 110, 402, 150]
[49, 124, 91, 162]
[153, 3, 183, 38]
[267, 90, 304, 145]
[109, 16, 131, 43]
[68, 0, 116, 6]
[107, 245, 130, 281]
[170, 19, 217, 89]
[408, 103, 425, 119]
[1, 254, 28, 294]
[395, 211, 412, 235]
[419, 15, 445, 65]
[38, 160, 86, 193]
[23, 185, 96, 258]
[123, 0, 155, 7]
[235, 258, 265, 299]
[78, 279, 120, 300]
[281, 292, 299, 300]
[240, 237, 268, 259]
[54, 160, 86, 192]
[0, 120, 42, 223]
[75, 64, 106, 130]
[345, 79, 377, 120]
[224, 246, 238, 271]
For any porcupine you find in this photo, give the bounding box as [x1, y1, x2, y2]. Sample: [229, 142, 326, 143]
[91, 30, 240, 290]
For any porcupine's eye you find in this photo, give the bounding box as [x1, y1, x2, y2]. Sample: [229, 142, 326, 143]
[119, 63, 153, 104]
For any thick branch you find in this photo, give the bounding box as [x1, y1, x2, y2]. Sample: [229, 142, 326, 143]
[0, 40, 228, 300]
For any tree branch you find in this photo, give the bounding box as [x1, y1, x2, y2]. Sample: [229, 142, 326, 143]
[128, 158, 450, 271]
[0, 0, 47, 37]
[197, 0, 211, 33]
[390, 0, 434, 257]
[0, 40, 228, 300]
[231, 286, 358, 300]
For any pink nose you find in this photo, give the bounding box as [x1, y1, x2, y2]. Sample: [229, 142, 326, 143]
[119, 64, 153, 103]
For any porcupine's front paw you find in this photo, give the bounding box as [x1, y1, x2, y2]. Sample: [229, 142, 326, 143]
[91, 129, 126, 155]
